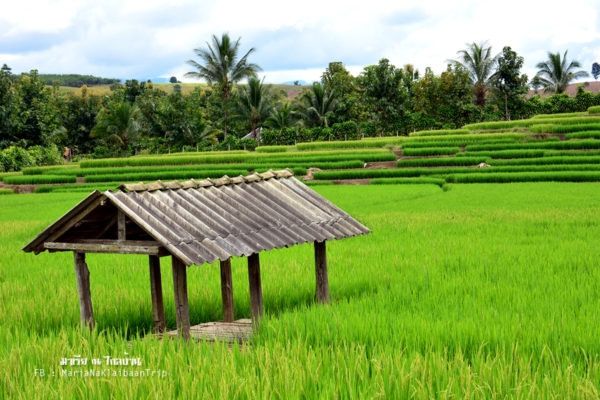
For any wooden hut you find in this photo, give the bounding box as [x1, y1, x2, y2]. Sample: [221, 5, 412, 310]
[22, 169, 370, 340]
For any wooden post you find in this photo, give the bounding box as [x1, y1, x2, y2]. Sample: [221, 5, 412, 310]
[247, 253, 263, 324]
[149, 255, 166, 333]
[73, 252, 95, 330]
[315, 241, 330, 304]
[171, 256, 190, 340]
[117, 210, 126, 241]
[220, 258, 235, 322]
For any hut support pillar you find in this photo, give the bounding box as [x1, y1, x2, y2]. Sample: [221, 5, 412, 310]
[171, 256, 190, 340]
[247, 253, 263, 324]
[220, 259, 235, 322]
[149, 255, 166, 333]
[314, 241, 330, 304]
[73, 252, 95, 330]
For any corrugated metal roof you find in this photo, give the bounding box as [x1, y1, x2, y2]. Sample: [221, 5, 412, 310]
[23, 169, 370, 266]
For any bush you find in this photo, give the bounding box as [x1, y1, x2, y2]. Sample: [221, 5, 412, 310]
[0, 146, 33, 172]
[409, 129, 469, 137]
[89, 146, 115, 159]
[397, 157, 489, 168]
[4, 175, 77, 184]
[370, 177, 446, 187]
[402, 147, 461, 157]
[588, 106, 600, 114]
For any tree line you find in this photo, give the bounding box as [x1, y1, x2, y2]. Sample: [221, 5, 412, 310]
[1, 35, 599, 171]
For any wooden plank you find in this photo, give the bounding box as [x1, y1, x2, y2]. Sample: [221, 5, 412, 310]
[117, 210, 126, 240]
[315, 240, 330, 304]
[44, 242, 164, 256]
[220, 258, 235, 322]
[247, 253, 263, 324]
[73, 252, 95, 330]
[38, 195, 106, 252]
[74, 239, 161, 246]
[172, 256, 190, 340]
[149, 255, 166, 333]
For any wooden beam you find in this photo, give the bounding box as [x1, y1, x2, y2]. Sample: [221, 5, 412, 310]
[247, 253, 263, 324]
[41, 196, 106, 250]
[117, 210, 126, 240]
[172, 256, 190, 340]
[73, 252, 95, 330]
[44, 242, 167, 256]
[149, 255, 166, 334]
[315, 241, 330, 304]
[220, 258, 235, 322]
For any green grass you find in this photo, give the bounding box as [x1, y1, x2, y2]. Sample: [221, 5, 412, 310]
[80, 150, 393, 168]
[530, 123, 600, 133]
[408, 129, 469, 137]
[531, 112, 587, 119]
[370, 177, 446, 186]
[0, 171, 22, 181]
[314, 164, 600, 180]
[255, 146, 295, 153]
[588, 106, 600, 114]
[466, 139, 600, 152]
[83, 170, 250, 183]
[402, 147, 460, 156]
[3, 184, 600, 397]
[3, 175, 77, 184]
[461, 150, 545, 159]
[397, 157, 489, 168]
[565, 131, 600, 139]
[0, 188, 14, 195]
[464, 116, 600, 130]
[490, 155, 600, 166]
[448, 170, 600, 183]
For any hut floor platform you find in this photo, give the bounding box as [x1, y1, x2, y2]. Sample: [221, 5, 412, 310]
[164, 319, 253, 342]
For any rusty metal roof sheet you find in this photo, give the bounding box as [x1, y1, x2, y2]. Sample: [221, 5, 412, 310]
[23, 169, 370, 266]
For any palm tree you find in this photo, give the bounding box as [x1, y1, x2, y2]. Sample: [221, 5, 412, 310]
[448, 41, 498, 107]
[264, 102, 298, 132]
[185, 33, 262, 138]
[533, 50, 590, 94]
[297, 82, 337, 128]
[230, 77, 277, 140]
[91, 101, 142, 152]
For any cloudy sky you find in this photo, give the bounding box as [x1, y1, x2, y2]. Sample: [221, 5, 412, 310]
[1, 0, 599, 84]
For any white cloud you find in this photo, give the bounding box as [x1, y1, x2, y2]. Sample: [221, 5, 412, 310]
[1, 0, 598, 83]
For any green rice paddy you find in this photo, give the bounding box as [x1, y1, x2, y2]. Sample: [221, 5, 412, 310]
[2, 183, 600, 398]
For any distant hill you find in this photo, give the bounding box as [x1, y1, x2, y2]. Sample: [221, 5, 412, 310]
[282, 80, 309, 86]
[527, 81, 600, 98]
[38, 74, 120, 87]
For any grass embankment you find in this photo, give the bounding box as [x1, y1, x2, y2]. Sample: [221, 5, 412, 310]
[2, 184, 600, 397]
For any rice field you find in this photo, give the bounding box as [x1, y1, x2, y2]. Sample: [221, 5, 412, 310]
[2, 183, 600, 398]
